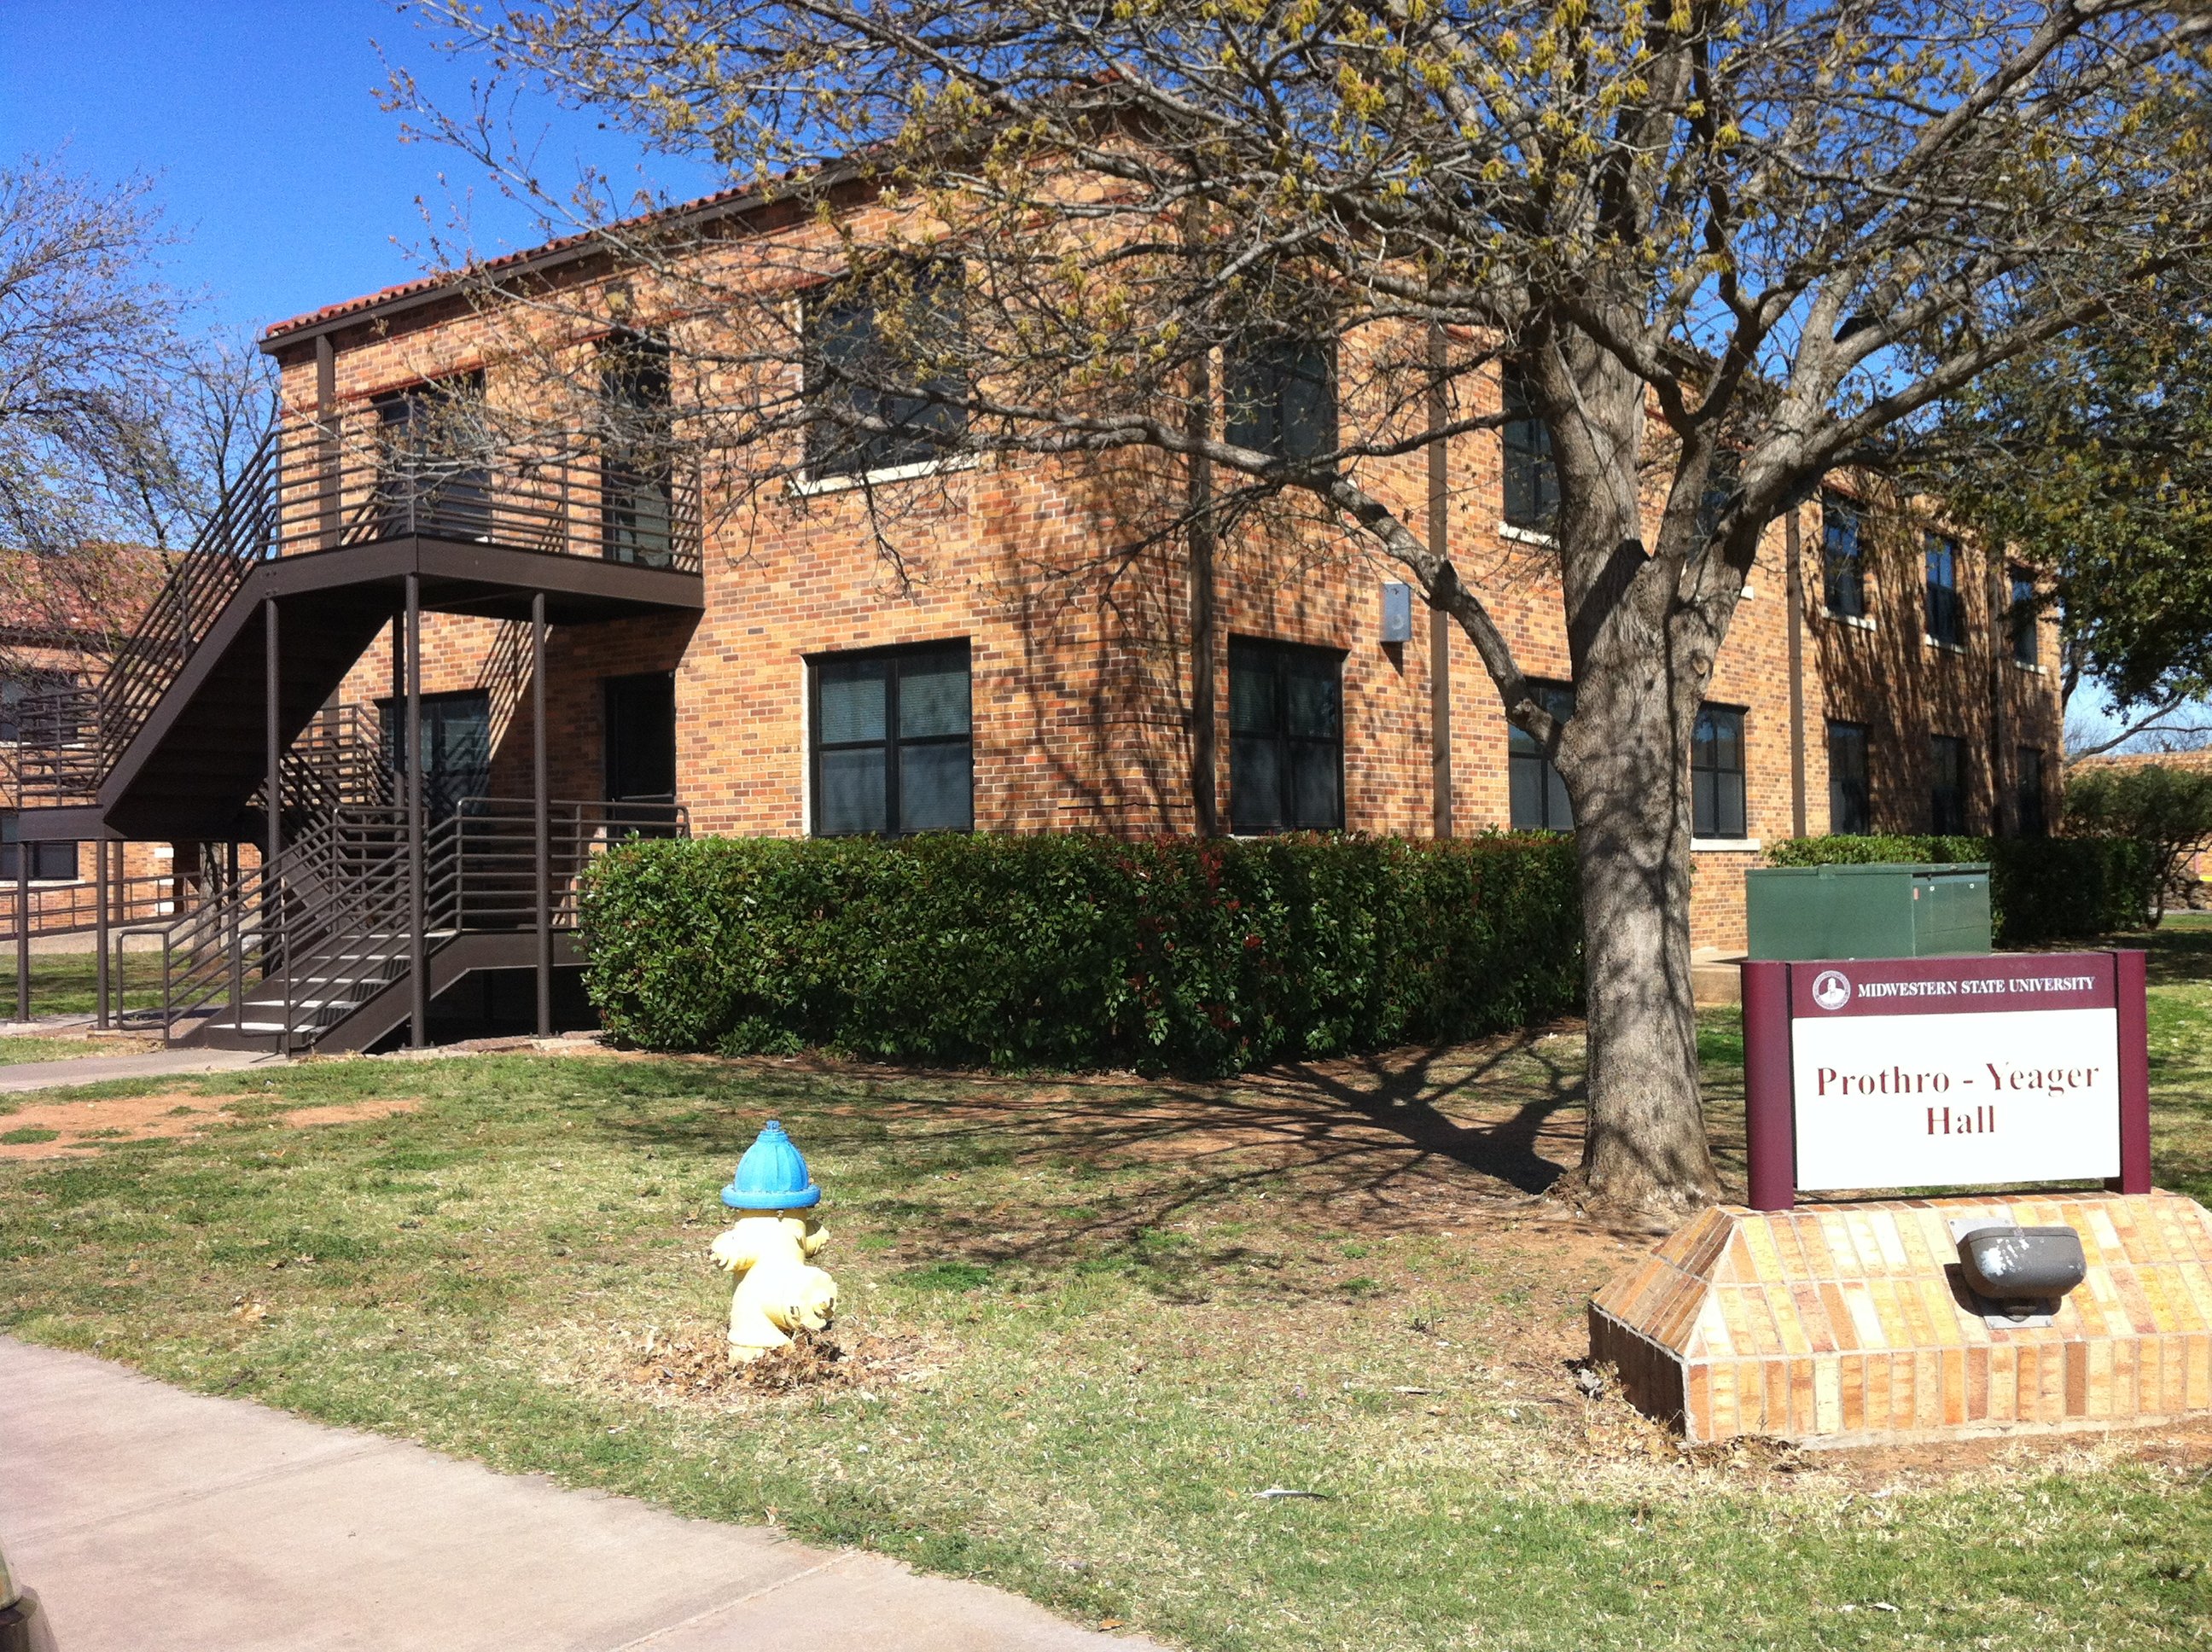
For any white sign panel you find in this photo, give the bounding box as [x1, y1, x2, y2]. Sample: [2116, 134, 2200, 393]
[1791, 999, 2121, 1192]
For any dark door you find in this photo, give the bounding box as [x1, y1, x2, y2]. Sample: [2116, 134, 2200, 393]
[381, 690, 493, 822]
[604, 673, 677, 805]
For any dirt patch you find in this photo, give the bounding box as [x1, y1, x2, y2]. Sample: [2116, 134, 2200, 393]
[608, 1323, 930, 1406]
[0, 1091, 422, 1160]
[280, 1098, 422, 1128]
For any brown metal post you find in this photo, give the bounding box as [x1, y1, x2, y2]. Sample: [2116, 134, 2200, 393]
[406, 574, 427, 1048]
[94, 837, 109, 1031]
[2111, 949, 2154, 1196]
[533, 591, 551, 1037]
[1427, 321, 1452, 838]
[1742, 960, 1796, 1212]
[228, 840, 243, 1032]
[14, 843, 26, 1025]
[265, 599, 287, 1058]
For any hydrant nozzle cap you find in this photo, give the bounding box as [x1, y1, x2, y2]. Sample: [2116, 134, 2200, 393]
[720, 1119, 823, 1209]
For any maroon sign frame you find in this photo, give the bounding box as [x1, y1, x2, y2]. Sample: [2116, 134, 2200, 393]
[1740, 950, 2152, 1211]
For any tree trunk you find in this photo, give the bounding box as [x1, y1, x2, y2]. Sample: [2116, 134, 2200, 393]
[1541, 345, 1723, 1219]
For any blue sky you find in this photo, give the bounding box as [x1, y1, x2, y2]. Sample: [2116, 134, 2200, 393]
[0, 1, 720, 337]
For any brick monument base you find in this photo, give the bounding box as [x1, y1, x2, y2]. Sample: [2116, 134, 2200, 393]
[1589, 1191, 2212, 1446]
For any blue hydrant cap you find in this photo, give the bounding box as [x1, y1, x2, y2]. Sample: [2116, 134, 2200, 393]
[720, 1120, 822, 1209]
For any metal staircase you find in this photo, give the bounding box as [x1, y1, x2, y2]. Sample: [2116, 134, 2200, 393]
[131, 799, 684, 1053]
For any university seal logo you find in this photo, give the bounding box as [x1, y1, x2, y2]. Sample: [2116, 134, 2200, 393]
[1811, 969, 1852, 1012]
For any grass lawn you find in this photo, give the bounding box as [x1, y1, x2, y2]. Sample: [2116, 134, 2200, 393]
[3, 930, 2209, 1649]
[4, 949, 167, 1020]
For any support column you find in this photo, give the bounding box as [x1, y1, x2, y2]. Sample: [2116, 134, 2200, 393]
[406, 574, 427, 1049]
[13, 840, 26, 1025]
[265, 599, 287, 1058]
[94, 837, 109, 1031]
[1427, 321, 1452, 839]
[533, 591, 551, 1038]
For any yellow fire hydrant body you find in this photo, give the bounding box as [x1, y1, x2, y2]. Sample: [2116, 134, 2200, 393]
[710, 1214, 839, 1364]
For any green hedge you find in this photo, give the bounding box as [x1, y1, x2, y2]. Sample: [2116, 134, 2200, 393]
[1762, 835, 2160, 945]
[577, 833, 1582, 1073]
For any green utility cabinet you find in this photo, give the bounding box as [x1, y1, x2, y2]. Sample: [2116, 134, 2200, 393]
[1744, 863, 1992, 960]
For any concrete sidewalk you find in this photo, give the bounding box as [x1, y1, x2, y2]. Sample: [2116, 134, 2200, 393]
[0, 1338, 1164, 1651]
[0, 1047, 275, 1094]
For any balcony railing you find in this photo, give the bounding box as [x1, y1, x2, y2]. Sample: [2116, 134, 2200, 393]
[271, 417, 704, 573]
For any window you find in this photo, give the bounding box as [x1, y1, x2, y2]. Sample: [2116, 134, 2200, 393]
[379, 689, 492, 823]
[803, 265, 968, 480]
[1691, 705, 1748, 839]
[1507, 682, 1577, 832]
[1225, 337, 1337, 463]
[1228, 637, 1344, 834]
[0, 817, 78, 882]
[1930, 734, 1968, 835]
[2017, 746, 2048, 836]
[1827, 720, 1871, 835]
[602, 334, 675, 567]
[373, 371, 490, 539]
[810, 643, 973, 835]
[1821, 492, 1866, 618]
[2009, 567, 2040, 666]
[1924, 533, 1962, 647]
[603, 672, 677, 805]
[1501, 365, 1558, 532]
[1697, 452, 1741, 542]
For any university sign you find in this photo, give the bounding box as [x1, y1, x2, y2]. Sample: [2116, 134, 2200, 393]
[1739, 951, 2153, 1209]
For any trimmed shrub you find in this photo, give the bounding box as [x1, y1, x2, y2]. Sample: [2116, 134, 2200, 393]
[1763, 834, 2158, 944]
[577, 833, 1582, 1073]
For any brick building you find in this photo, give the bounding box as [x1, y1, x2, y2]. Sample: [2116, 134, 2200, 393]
[3, 184, 2064, 1050]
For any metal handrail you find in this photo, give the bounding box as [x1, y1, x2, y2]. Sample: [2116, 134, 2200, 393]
[145, 798, 688, 1047]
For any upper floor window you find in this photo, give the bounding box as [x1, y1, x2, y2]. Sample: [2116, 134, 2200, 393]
[803, 265, 968, 480]
[1930, 733, 1968, 835]
[0, 672, 81, 745]
[373, 370, 489, 539]
[2009, 567, 2040, 667]
[1228, 637, 1343, 835]
[1691, 705, 1748, 839]
[1821, 492, 1866, 619]
[1827, 719, 1871, 835]
[1507, 682, 1577, 832]
[810, 643, 973, 836]
[601, 333, 675, 567]
[1225, 337, 1337, 463]
[1924, 533, 1963, 647]
[1501, 365, 1558, 532]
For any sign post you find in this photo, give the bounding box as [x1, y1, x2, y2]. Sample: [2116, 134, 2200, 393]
[1740, 950, 2151, 1210]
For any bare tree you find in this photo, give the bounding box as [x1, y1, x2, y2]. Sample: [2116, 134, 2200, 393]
[0, 153, 272, 666]
[400, 0, 2211, 1216]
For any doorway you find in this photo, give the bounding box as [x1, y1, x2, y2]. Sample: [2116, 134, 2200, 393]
[603, 672, 677, 805]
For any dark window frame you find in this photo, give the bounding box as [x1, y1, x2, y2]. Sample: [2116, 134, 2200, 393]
[1826, 718, 1872, 835]
[0, 671, 83, 745]
[600, 332, 676, 567]
[801, 263, 969, 481]
[1924, 532, 1963, 647]
[372, 369, 490, 540]
[2009, 567, 2040, 667]
[1501, 365, 1559, 532]
[1930, 733, 1969, 835]
[603, 671, 678, 806]
[807, 641, 975, 837]
[1224, 335, 1339, 464]
[378, 688, 494, 824]
[0, 817, 79, 883]
[1691, 704, 1749, 839]
[1228, 636, 1346, 835]
[1507, 682, 1578, 833]
[1821, 492, 1867, 619]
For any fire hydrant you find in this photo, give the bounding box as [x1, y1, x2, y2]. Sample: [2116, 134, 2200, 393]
[710, 1120, 839, 1364]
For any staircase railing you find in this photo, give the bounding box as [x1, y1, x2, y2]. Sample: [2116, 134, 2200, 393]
[137, 797, 686, 1046]
[8, 414, 702, 813]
